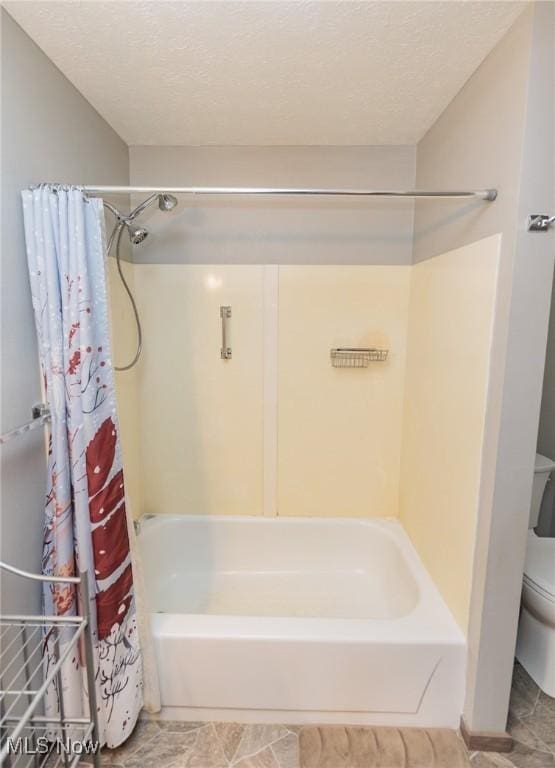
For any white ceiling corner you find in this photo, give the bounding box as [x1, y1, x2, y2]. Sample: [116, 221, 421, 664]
[4, 0, 526, 146]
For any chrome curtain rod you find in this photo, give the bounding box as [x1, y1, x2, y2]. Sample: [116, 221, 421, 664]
[83, 186, 497, 201]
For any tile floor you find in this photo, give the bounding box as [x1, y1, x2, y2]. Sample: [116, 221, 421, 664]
[99, 721, 299, 768]
[469, 662, 555, 768]
[89, 662, 553, 768]
[95, 721, 471, 768]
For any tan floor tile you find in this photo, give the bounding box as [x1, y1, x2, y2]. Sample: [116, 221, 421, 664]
[271, 731, 300, 768]
[510, 663, 541, 719]
[522, 701, 555, 753]
[104, 719, 160, 763]
[508, 712, 553, 754]
[184, 724, 228, 768]
[214, 722, 246, 763]
[537, 691, 555, 715]
[234, 725, 291, 764]
[470, 753, 515, 768]
[505, 742, 555, 768]
[157, 721, 206, 734]
[122, 730, 199, 768]
[234, 745, 281, 768]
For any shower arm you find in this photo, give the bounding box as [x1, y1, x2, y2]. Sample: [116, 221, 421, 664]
[128, 193, 162, 219]
[103, 200, 122, 221]
[102, 195, 160, 223]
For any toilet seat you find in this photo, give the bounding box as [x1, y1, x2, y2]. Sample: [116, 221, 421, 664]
[523, 531, 555, 599]
[522, 577, 555, 627]
[522, 532, 555, 628]
[517, 532, 555, 697]
[517, 460, 555, 697]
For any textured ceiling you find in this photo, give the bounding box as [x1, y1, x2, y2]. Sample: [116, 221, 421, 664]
[5, 1, 525, 146]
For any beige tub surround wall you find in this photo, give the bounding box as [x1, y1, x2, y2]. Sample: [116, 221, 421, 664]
[133, 265, 265, 517]
[399, 235, 501, 632]
[278, 266, 411, 518]
[107, 257, 144, 520]
[129, 145, 416, 266]
[119, 262, 411, 520]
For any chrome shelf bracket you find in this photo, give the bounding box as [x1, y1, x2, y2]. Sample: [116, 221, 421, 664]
[0, 403, 51, 445]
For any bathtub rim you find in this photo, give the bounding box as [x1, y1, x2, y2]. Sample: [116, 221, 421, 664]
[138, 513, 465, 646]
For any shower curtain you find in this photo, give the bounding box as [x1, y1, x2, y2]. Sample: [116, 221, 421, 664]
[21, 185, 150, 747]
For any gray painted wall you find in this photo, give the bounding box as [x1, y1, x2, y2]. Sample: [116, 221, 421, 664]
[532, 1, 555, 541]
[129, 145, 416, 265]
[0, 10, 129, 613]
[465, 1, 554, 734]
[413, 6, 530, 263]
[415, 3, 555, 735]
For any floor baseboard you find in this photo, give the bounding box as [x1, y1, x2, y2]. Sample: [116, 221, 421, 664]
[460, 717, 513, 753]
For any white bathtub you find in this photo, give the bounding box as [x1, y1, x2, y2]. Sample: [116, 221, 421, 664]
[139, 515, 466, 727]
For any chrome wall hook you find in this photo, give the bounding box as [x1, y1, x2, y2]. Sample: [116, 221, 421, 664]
[527, 214, 555, 232]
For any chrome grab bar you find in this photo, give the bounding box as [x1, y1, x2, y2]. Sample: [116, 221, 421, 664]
[220, 305, 232, 360]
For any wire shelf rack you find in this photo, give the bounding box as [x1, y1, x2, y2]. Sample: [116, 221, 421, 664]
[0, 565, 100, 768]
[330, 348, 389, 368]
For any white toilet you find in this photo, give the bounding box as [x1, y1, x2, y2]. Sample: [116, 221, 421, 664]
[516, 453, 555, 697]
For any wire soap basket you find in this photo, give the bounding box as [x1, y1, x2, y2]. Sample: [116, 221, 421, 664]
[330, 347, 389, 368]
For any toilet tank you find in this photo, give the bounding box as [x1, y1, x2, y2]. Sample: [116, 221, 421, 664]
[530, 453, 555, 528]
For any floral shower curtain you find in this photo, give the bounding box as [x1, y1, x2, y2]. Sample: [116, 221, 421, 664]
[21, 185, 143, 747]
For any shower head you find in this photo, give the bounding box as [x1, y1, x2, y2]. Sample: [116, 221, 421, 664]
[126, 222, 149, 245]
[158, 193, 178, 212]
